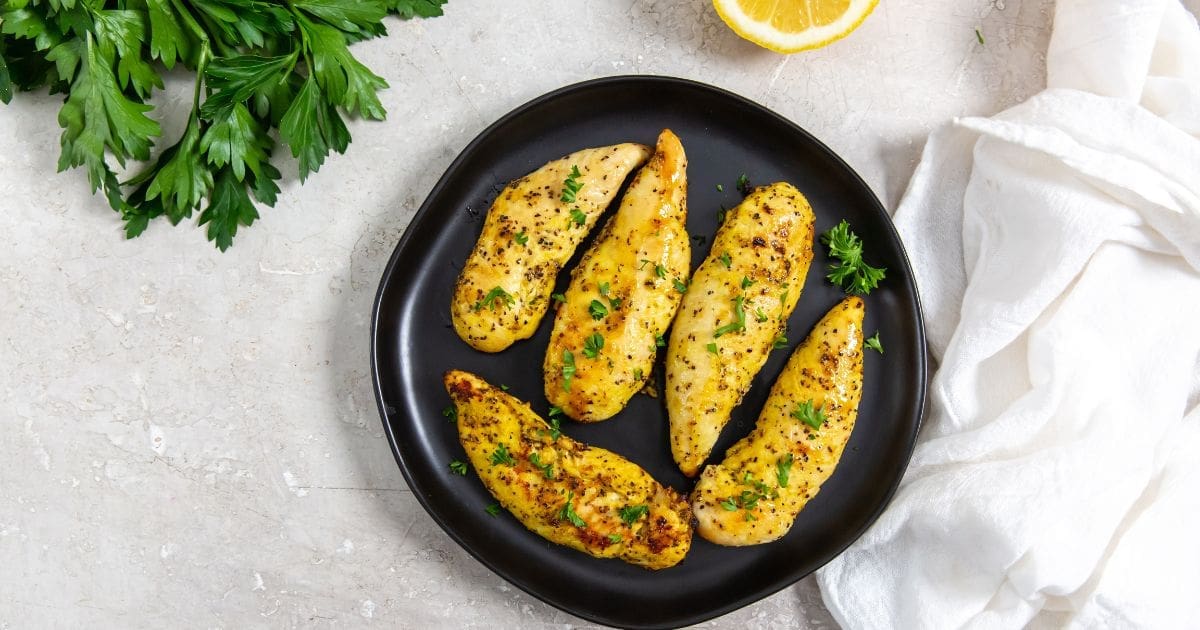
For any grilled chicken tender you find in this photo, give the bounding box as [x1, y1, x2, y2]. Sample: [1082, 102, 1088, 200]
[691, 297, 864, 546]
[667, 183, 815, 476]
[543, 130, 690, 421]
[451, 143, 651, 353]
[445, 370, 693, 569]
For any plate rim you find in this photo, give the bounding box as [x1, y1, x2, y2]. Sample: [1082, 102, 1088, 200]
[370, 74, 927, 629]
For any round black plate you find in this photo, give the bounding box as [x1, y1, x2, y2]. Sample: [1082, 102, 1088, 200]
[371, 76, 926, 629]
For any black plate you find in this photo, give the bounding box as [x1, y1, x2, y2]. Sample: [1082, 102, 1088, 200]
[371, 76, 926, 629]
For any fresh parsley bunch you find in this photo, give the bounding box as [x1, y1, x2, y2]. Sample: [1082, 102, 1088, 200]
[0, 0, 447, 249]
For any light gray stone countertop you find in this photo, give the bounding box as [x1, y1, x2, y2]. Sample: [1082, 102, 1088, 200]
[1, 0, 1052, 627]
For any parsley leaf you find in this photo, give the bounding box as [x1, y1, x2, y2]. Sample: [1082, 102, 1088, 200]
[588, 299, 609, 320]
[528, 452, 554, 479]
[736, 173, 751, 194]
[718, 252, 732, 269]
[449, 459, 468, 475]
[541, 417, 562, 440]
[569, 207, 586, 226]
[560, 165, 583, 203]
[741, 276, 754, 289]
[583, 333, 604, 359]
[772, 331, 789, 349]
[558, 491, 586, 528]
[514, 229, 528, 246]
[655, 334, 666, 348]
[673, 277, 688, 293]
[820, 220, 888, 295]
[618, 504, 649, 525]
[561, 350, 576, 392]
[607, 533, 623, 543]
[485, 502, 501, 517]
[632, 367, 643, 382]
[706, 342, 719, 355]
[791, 399, 827, 429]
[776, 453, 793, 488]
[490, 443, 516, 467]
[865, 331, 884, 354]
[473, 286, 514, 312]
[442, 405, 457, 422]
[755, 308, 768, 323]
[714, 296, 747, 338]
[551, 292, 566, 304]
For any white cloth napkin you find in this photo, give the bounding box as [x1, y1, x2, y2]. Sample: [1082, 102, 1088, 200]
[816, 1, 1200, 628]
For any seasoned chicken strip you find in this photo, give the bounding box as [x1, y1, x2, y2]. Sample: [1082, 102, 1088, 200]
[667, 183, 815, 476]
[691, 297, 864, 546]
[451, 143, 651, 353]
[445, 370, 693, 569]
[543, 130, 690, 421]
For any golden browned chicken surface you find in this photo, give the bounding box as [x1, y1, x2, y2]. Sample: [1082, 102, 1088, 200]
[445, 370, 694, 569]
[451, 143, 651, 353]
[543, 130, 690, 421]
[691, 296, 864, 546]
[667, 182, 815, 476]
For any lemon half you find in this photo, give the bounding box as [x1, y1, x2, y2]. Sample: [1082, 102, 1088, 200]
[714, 0, 879, 53]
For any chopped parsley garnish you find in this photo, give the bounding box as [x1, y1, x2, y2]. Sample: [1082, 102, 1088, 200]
[529, 452, 554, 479]
[716, 184, 724, 192]
[570, 207, 587, 226]
[772, 331, 789, 349]
[540, 410, 563, 440]
[780, 289, 790, 307]
[619, 504, 649, 525]
[442, 405, 457, 422]
[776, 453, 793, 488]
[975, 27, 985, 45]
[608, 533, 623, 543]
[561, 350, 576, 392]
[583, 333, 605, 359]
[673, 277, 689, 293]
[820, 220, 888, 295]
[865, 331, 884, 354]
[714, 296, 747, 338]
[718, 252, 732, 269]
[719, 497, 738, 511]
[490, 443, 516, 467]
[599, 282, 610, 295]
[449, 460, 468, 476]
[589, 299, 609, 320]
[655, 334, 666, 347]
[755, 308, 769, 323]
[736, 173, 751, 194]
[561, 165, 584, 203]
[551, 292, 566, 303]
[500, 384, 510, 391]
[485, 502, 502, 517]
[791, 399, 827, 429]
[474, 286, 515, 312]
[559, 491, 586, 527]
[639, 258, 653, 270]
[717, 206, 728, 224]
[741, 276, 755, 289]
[632, 368, 643, 382]
[542, 418, 562, 439]
[654, 263, 667, 279]
[706, 342, 719, 355]
[514, 230, 529, 246]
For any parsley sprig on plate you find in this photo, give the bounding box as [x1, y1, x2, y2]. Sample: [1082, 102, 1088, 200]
[820, 220, 887, 295]
[0, 0, 448, 249]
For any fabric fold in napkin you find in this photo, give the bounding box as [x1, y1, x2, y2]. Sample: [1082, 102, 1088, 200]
[817, 0, 1200, 627]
